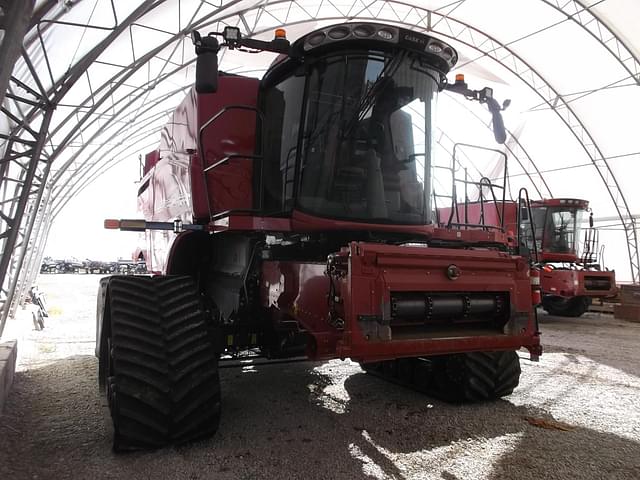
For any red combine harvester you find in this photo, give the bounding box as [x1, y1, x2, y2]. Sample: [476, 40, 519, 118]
[96, 23, 541, 451]
[523, 199, 616, 316]
[439, 197, 616, 317]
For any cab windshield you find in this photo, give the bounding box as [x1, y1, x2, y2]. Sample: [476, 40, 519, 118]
[297, 52, 439, 224]
[534, 207, 585, 254]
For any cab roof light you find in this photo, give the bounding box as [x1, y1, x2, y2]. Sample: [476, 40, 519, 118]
[353, 24, 375, 37]
[427, 41, 444, 53]
[300, 23, 457, 69]
[328, 26, 351, 39]
[275, 28, 286, 39]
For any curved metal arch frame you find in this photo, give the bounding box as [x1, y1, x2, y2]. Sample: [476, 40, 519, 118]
[416, 7, 639, 282]
[3, 0, 640, 335]
[53, 133, 167, 218]
[52, 98, 190, 215]
[443, 93, 553, 200]
[62, 3, 639, 284]
[51, 75, 195, 198]
[540, 0, 640, 86]
[49, 24, 535, 210]
[13, 117, 172, 317]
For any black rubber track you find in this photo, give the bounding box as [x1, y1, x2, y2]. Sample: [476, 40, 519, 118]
[361, 350, 521, 403]
[542, 296, 590, 317]
[105, 275, 220, 451]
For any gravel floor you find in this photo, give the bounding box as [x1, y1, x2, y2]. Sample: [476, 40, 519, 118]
[0, 274, 639, 480]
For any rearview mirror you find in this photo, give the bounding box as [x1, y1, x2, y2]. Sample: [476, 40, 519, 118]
[192, 31, 220, 94]
[485, 97, 507, 144]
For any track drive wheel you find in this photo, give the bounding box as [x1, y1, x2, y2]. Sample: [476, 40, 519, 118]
[102, 275, 220, 451]
[543, 296, 590, 317]
[360, 350, 521, 403]
[431, 351, 521, 402]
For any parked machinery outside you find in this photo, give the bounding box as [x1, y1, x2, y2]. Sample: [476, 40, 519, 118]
[39, 257, 83, 274]
[97, 23, 541, 451]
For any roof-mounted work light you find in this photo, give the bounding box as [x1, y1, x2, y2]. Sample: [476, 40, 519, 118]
[223, 26, 242, 48]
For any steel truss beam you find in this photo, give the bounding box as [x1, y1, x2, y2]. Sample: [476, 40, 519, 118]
[0, 102, 53, 337]
[0, 45, 54, 337]
[541, 0, 640, 85]
[0, 1, 35, 107]
[8, 184, 52, 319]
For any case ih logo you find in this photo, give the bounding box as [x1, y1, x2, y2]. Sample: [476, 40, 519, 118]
[403, 33, 426, 46]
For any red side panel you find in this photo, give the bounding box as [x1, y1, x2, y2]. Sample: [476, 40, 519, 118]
[190, 153, 209, 220]
[197, 76, 259, 216]
[437, 201, 518, 232]
[144, 150, 160, 176]
[541, 269, 617, 298]
[261, 241, 539, 362]
[159, 89, 198, 153]
[138, 90, 200, 273]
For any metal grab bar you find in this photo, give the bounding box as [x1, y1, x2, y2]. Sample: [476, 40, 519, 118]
[435, 143, 508, 231]
[197, 105, 266, 220]
[516, 187, 539, 263]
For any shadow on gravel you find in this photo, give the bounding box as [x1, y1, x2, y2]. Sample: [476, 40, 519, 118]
[340, 370, 640, 479]
[1, 355, 639, 480]
[0, 355, 112, 480]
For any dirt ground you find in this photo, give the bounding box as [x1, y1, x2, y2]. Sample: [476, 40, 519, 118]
[0, 274, 639, 480]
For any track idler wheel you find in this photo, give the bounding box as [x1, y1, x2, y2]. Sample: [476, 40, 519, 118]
[360, 350, 521, 402]
[101, 275, 221, 451]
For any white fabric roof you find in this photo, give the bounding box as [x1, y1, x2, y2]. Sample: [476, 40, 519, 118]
[4, 0, 640, 280]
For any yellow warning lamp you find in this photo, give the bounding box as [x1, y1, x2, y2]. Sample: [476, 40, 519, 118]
[274, 28, 287, 40]
[454, 73, 467, 89]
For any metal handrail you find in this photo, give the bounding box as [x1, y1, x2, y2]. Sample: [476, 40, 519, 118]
[434, 143, 508, 232]
[516, 187, 539, 264]
[197, 105, 265, 221]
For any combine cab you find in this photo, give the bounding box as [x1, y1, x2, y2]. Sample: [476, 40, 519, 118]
[96, 23, 540, 451]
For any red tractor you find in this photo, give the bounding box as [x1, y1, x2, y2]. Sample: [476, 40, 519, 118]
[96, 23, 541, 451]
[439, 197, 616, 317]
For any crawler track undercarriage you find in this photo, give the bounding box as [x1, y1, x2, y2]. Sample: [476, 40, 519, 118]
[360, 350, 521, 402]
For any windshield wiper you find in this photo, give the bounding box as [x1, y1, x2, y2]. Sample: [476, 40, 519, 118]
[343, 51, 407, 137]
